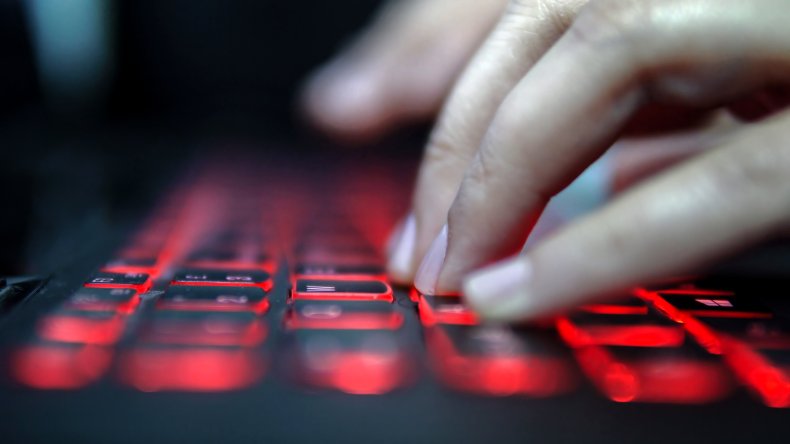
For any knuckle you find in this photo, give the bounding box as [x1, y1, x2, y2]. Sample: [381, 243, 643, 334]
[567, 0, 646, 48]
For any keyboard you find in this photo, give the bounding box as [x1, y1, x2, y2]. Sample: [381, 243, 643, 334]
[2, 154, 789, 443]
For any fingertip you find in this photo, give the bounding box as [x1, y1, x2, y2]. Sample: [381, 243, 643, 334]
[301, 62, 391, 141]
[386, 213, 417, 284]
[463, 257, 534, 321]
[413, 224, 448, 295]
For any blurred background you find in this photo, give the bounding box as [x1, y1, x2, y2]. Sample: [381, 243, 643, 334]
[0, 0, 427, 277]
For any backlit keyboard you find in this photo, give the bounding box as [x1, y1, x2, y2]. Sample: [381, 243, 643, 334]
[6, 160, 790, 408]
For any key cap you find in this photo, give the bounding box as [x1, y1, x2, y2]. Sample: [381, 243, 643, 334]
[11, 344, 113, 389]
[37, 311, 126, 345]
[283, 329, 412, 394]
[291, 279, 393, 302]
[285, 300, 402, 330]
[171, 268, 272, 291]
[425, 324, 577, 397]
[658, 293, 772, 319]
[557, 312, 686, 348]
[85, 271, 151, 291]
[572, 343, 733, 404]
[293, 263, 385, 279]
[158, 285, 269, 314]
[418, 295, 478, 326]
[140, 312, 267, 347]
[64, 287, 139, 313]
[118, 348, 265, 392]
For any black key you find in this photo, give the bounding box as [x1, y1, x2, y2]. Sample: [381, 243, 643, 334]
[292, 279, 393, 302]
[659, 293, 772, 318]
[172, 268, 272, 290]
[293, 263, 385, 277]
[159, 285, 268, 313]
[65, 287, 139, 313]
[140, 311, 266, 347]
[86, 271, 150, 290]
[286, 300, 401, 330]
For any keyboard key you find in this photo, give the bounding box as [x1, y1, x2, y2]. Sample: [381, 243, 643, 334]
[557, 312, 686, 348]
[572, 343, 733, 404]
[171, 268, 272, 291]
[158, 285, 269, 314]
[283, 330, 413, 394]
[11, 344, 113, 389]
[418, 295, 478, 326]
[291, 279, 393, 302]
[64, 287, 139, 313]
[85, 271, 151, 291]
[140, 312, 267, 347]
[425, 325, 577, 397]
[293, 263, 385, 279]
[37, 312, 126, 345]
[285, 300, 403, 330]
[118, 348, 265, 392]
[658, 293, 772, 319]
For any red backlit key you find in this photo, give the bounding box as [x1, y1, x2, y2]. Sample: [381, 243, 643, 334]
[572, 344, 733, 404]
[118, 348, 265, 392]
[158, 285, 269, 314]
[172, 268, 272, 291]
[293, 263, 385, 279]
[85, 271, 151, 292]
[658, 293, 772, 319]
[37, 311, 126, 345]
[284, 330, 413, 395]
[65, 287, 140, 314]
[140, 312, 267, 347]
[418, 295, 478, 326]
[557, 313, 686, 348]
[425, 324, 577, 397]
[291, 279, 393, 302]
[285, 300, 403, 330]
[11, 344, 113, 390]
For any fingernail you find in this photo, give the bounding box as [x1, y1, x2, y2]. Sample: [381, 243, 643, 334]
[414, 224, 448, 295]
[387, 213, 416, 284]
[463, 258, 534, 320]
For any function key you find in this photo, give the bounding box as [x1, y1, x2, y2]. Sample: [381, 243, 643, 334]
[171, 268, 272, 291]
[158, 285, 269, 314]
[291, 279, 393, 302]
[85, 272, 151, 291]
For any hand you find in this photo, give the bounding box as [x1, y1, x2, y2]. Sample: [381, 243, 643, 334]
[395, 0, 790, 322]
[301, 0, 507, 142]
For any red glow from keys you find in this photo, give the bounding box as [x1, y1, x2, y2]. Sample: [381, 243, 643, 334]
[38, 314, 126, 345]
[284, 310, 404, 330]
[425, 328, 576, 397]
[635, 288, 723, 354]
[118, 349, 265, 392]
[580, 304, 648, 316]
[573, 346, 731, 404]
[556, 318, 685, 348]
[657, 289, 735, 296]
[298, 350, 411, 395]
[11, 345, 112, 389]
[719, 337, 790, 408]
[418, 296, 478, 327]
[157, 297, 270, 315]
[143, 320, 268, 347]
[170, 280, 274, 293]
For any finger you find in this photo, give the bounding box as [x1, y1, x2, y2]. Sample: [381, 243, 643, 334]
[612, 111, 741, 191]
[421, 0, 790, 294]
[463, 109, 790, 321]
[301, 0, 506, 142]
[388, 0, 589, 281]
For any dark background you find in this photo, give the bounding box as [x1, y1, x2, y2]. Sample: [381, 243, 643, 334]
[0, 0, 428, 277]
